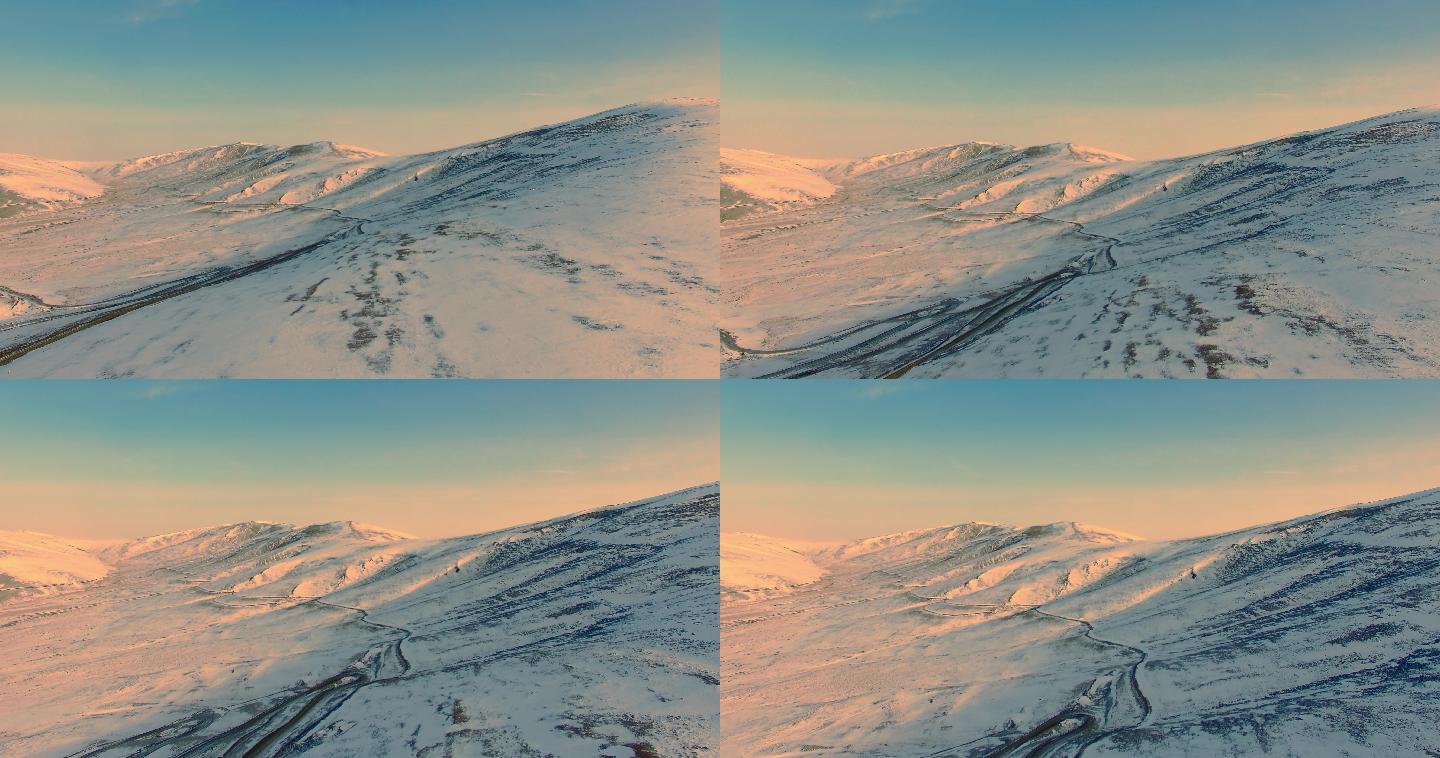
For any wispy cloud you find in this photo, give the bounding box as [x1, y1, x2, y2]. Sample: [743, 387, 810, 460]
[865, 0, 927, 21]
[134, 382, 199, 400]
[861, 384, 903, 399]
[858, 383, 925, 400]
[125, 0, 199, 26]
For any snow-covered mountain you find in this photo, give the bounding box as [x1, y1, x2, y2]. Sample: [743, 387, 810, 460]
[722, 107, 1440, 378]
[0, 99, 717, 377]
[721, 487, 1440, 755]
[0, 484, 719, 756]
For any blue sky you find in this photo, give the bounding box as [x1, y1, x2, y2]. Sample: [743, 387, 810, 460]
[0, 381, 717, 538]
[723, 381, 1440, 540]
[3, 0, 716, 158]
[723, 0, 1440, 158]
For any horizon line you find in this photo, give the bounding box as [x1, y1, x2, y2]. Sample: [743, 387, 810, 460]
[9, 97, 719, 163]
[726, 482, 1440, 545]
[722, 102, 1440, 164]
[7, 481, 720, 546]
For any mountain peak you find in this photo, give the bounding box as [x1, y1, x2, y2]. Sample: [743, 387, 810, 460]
[1023, 521, 1142, 542]
[1028, 142, 1133, 162]
[304, 520, 414, 541]
[282, 141, 387, 159]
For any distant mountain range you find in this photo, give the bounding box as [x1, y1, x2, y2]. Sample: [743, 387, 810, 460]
[0, 484, 719, 756]
[0, 99, 717, 378]
[722, 107, 1440, 378]
[721, 486, 1440, 755]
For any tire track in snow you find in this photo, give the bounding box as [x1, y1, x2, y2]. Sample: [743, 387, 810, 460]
[0, 202, 369, 368]
[724, 210, 1122, 379]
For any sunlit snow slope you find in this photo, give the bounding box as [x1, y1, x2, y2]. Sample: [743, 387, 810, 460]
[0, 484, 719, 756]
[720, 532, 827, 601]
[722, 488, 1440, 756]
[720, 149, 838, 221]
[0, 530, 111, 602]
[0, 99, 717, 377]
[722, 108, 1440, 378]
[0, 154, 105, 219]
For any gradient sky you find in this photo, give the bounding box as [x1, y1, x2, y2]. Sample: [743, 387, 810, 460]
[723, 381, 1440, 542]
[3, 0, 716, 160]
[723, 0, 1440, 159]
[0, 381, 717, 540]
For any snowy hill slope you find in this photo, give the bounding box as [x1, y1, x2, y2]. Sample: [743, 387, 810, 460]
[722, 487, 1440, 755]
[721, 149, 838, 221]
[0, 484, 719, 756]
[722, 107, 1440, 378]
[0, 530, 111, 601]
[720, 532, 827, 601]
[0, 154, 105, 219]
[0, 99, 717, 377]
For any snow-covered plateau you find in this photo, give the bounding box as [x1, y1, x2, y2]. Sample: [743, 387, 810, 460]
[0, 99, 717, 377]
[0, 484, 719, 756]
[722, 108, 1440, 378]
[722, 487, 1440, 756]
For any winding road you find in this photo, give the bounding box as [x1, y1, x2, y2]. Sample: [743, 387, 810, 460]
[974, 608, 1151, 758]
[878, 571, 1151, 758]
[728, 560, 1158, 758]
